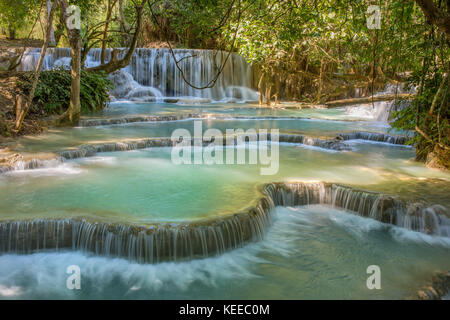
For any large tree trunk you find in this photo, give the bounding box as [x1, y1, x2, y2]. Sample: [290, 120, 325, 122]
[8, 27, 16, 40]
[316, 58, 325, 103]
[258, 73, 264, 105]
[68, 31, 82, 124]
[265, 81, 272, 106]
[87, 0, 145, 74]
[56, 0, 81, 126]
[14, 1, 57, 132]
[414, 0, 450, 38]
[324, 94, 414, 107]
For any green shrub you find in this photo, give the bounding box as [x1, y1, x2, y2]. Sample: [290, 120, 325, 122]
[17, 69, 112, 114]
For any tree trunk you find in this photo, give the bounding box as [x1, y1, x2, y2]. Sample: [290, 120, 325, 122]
[415, 0, 450, 39]
[324, 94, 414, 107]
[68, 31, 82, 124]
[258, 72, 264, 105]
[317, 58, 324, 103]
[14, 1, 57, 132]
[265, 82, 272, 106]
[428, 72, 449, 115]
[8, 27, 15, 40]
[58, 0, 82, 126]
[47, 0, 56, 47]
[274, 77, 281, 104]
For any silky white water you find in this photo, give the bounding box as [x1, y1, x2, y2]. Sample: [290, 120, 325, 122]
[19, 48, 259, 102]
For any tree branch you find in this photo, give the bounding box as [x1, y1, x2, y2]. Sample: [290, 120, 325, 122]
[414, 0, 450, 38]
[86, 0, 146, 74]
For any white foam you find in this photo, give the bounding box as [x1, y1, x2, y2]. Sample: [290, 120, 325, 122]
[0, 284, 22, 298]
[344, 101, 394, 122]
[73, 156, 118, 165]
[284, 205, 450, 247]
[5, 163, 83, 177]
[346, 139, 413, 148]
[278, 142, 341, 153]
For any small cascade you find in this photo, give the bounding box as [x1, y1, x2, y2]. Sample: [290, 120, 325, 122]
[1, 134, 350, 174]
[18, 47, 71, 71]
[78, 113, 204, 127]
[224, 86, 259, 102]
[18, 48, 258, 102]
[78, 114, 316, 127]
[344, 83, 415, 123]
[0, 195, 273, 263]
[344, 100, 395, 122]
[0, 158, 64, 174]
[376, 82, 417, 96]
[0, 182, 448, 263]
[109, 69, 163, 102]
[57, 134, 350, 161]
[58, 138, 173, 159]
[337, 131, 407, 145]
[266, 182, 450, 237]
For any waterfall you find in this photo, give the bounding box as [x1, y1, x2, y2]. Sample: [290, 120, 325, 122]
[18, 48, 259, 102]
[344, 100, 395, 122]
[0, 195, 274, 263]
[344, 82, 415, 123]
[0, 158, 66, 174]
[265, 182, 450, 237]
[0, 182, 448, 263]
[337, 131, 408, 145]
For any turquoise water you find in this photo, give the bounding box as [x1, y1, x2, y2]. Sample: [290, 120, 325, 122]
[91, 101, 401, 122]
[0, 102, 449, 299]
[15, 119, 396, 153]
[1, 142, 447, 223]
[87, 102, 363, 119]
[11, 100, 408, 153]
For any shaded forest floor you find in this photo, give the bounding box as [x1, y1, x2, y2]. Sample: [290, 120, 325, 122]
[0, 71, 48, 138]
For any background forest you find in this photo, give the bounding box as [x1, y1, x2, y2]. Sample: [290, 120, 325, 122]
[0, 0, 449, 168]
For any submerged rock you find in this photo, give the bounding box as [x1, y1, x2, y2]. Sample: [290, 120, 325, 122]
[425, 146, 450, 171]
[416, 271, 450, 300]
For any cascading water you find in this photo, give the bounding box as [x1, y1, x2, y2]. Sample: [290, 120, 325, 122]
[337, 131, 408, 145]
[18, 48, 259, 102]
[0, 194, 274, 263]
[343, 82, 414, 123]
[266, 182, 450, 236]
[344, 100, 395, 122]
[0, 182, 448, 264]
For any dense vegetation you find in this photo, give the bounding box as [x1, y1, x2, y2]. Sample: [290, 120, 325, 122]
[0, 0, 449, 168]
[393, 71, 449, 169]
[18, 69, 111, 114]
